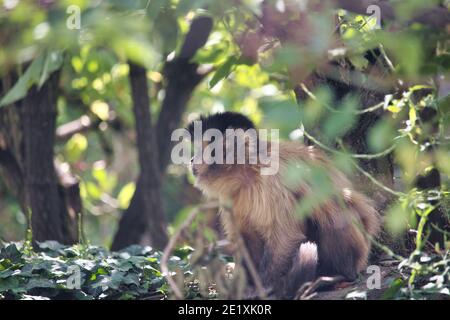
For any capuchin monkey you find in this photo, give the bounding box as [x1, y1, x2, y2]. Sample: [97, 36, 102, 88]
[187, 112, 381, 299]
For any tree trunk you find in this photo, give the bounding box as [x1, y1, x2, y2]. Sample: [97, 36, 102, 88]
[111, 64, 168, 251]
[0, 71, 79, 245]
[111, 16, 213, 251]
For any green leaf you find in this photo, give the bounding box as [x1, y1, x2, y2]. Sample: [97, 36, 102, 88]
[0, 269, 15, 279]
[0, 51, 63, 108]
[368, 119, 396, 152]
[117, 182, 136, 209]
[25, 278, 57, 290]
[348, 55, 369, 70]
[259, 97, 302, 138]
[38, 241, 67, 254]
[0, 54, 45, 107]
[38, 51, 63, 88]
[154, 8, 179, 54]
[65, 133, 88, 162]
[0, 244, 23, 264]
[321, 96, 357, 139]
[409, 106, 417, 126]
[0, 277, 23, 293]
[385, 202, 410, 235]
[209, 56, 237, 89]
[382, 278, 405, 299]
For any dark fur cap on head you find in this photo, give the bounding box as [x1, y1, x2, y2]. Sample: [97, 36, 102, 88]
[187, 112, 255, 136]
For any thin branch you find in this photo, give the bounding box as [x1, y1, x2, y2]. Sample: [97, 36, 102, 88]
[299, 83, 385, 115]
[302, 127, 395, 160]
[56, 116, 94, 141]
[161, 202, 219, 300]
[301, 128, 404, 197]
[55, 113, 120, 141]
[156, 16, 213, 171]
[337, 140, 406, 197]
[178, 16, 214, 61]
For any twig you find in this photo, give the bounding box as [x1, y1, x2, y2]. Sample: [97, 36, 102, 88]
[161, 202, 219, 300]
[338, 140, 406, 197]
[350, 155, 405, 197]
[299, 82, 385, 115]
[301, 128, 404, 197]
[302, 128, 395, 160]
[370, 238, 405, 262]
[55, 113, 120, 141]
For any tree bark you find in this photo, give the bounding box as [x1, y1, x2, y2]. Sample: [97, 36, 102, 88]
[156, 16, 213, 171]
[111, 63, 168, 250]
[0, 71, 79, 244]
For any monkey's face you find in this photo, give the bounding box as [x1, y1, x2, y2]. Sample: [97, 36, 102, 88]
[190, 134, 258, 198]
[190, 139, 230, 196]
[187, 112, 260, 198]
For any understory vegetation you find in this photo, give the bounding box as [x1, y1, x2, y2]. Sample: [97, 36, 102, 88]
[0, 240, 449, 300]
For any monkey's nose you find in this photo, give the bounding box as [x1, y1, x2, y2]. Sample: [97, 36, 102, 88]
[192, 167, 199, 176]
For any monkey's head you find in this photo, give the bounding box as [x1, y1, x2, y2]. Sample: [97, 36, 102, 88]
[187, 112, 260, 198]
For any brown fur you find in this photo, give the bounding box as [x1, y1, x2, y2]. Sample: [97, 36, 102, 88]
[191, 126, 381, 298]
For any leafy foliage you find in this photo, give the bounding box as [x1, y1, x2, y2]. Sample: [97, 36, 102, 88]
[0, 242, 194, 300]
[384, 251, 450, 299]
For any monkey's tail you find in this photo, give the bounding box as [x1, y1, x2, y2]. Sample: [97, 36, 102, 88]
[285, 241, 318, 298]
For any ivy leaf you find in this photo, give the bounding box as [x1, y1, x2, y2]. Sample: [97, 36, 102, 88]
[38, 241, 67, 255]
[0, 277, 24, 293]
[0, 269, 15, 279]
[25, 278, 57, 290]
[0, 244, 23, 264]
[0, 242, 189, 299]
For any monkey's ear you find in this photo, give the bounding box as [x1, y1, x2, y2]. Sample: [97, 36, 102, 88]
[187, 112, 255, 136]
